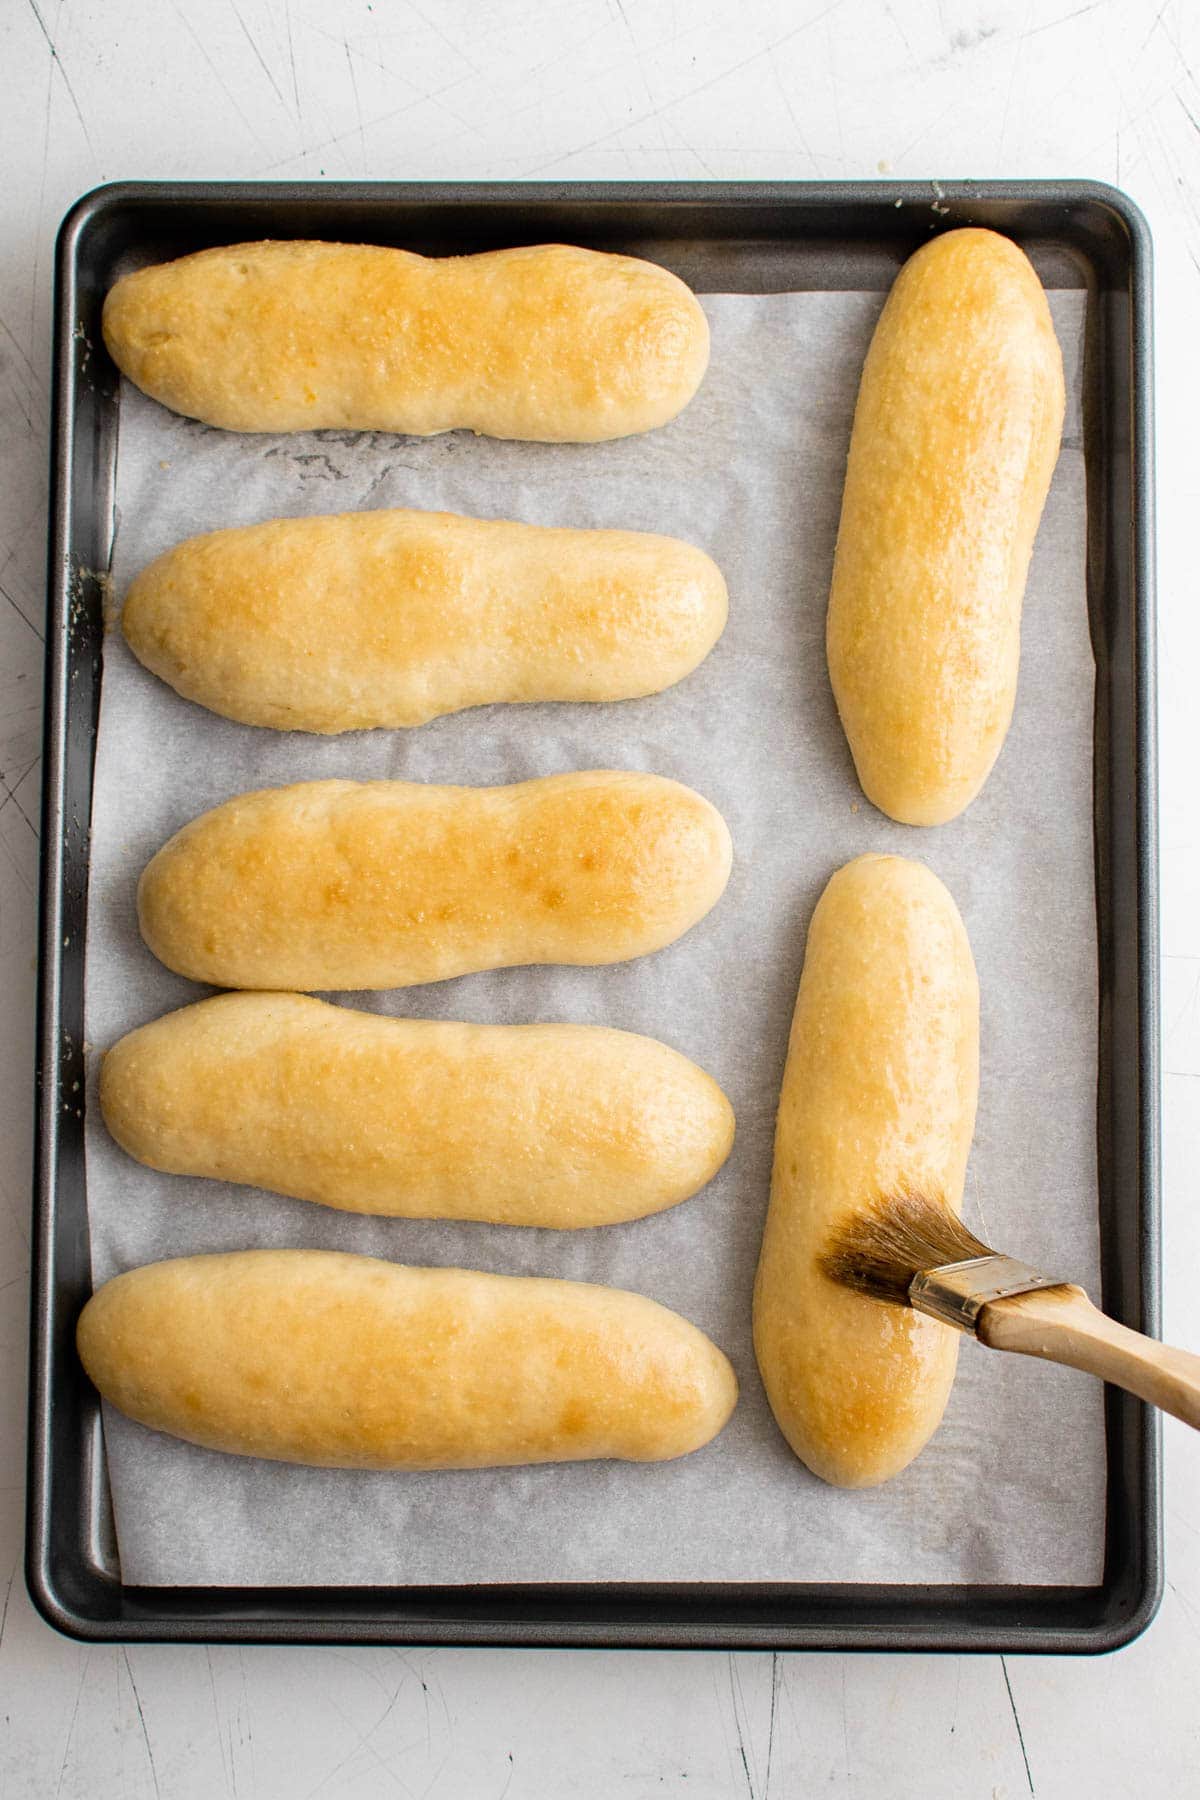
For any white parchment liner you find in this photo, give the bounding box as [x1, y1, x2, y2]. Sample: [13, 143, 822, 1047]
[84, 289, 1104, 1586]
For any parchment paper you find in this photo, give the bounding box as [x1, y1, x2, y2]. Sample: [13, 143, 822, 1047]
[85, 289, 1105, 1587]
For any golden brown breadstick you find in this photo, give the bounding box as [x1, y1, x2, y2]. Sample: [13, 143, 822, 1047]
[77, 1251, 739, 1470]
[753, 855, 979, 1487]
[827, 228, 1065, 825]
[122, 508, 727, 732]
[137, 773, 732, 991]
[102, 240, 710, 440]
[100, 992, 735, 1227]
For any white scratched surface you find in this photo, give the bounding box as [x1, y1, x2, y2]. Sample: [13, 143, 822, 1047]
[1, 0, 1198, 1795]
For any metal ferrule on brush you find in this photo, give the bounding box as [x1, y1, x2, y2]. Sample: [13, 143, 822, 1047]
[909, 1255, 1064, 1333]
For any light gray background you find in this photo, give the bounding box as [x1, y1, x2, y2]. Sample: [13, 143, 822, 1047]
[2, 1, 1198, 1795]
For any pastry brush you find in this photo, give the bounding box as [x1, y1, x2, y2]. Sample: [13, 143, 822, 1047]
[820, 1185, 1200, 1429]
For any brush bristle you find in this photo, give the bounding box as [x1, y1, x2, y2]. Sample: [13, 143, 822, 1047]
[820, 1183, 996, 1306]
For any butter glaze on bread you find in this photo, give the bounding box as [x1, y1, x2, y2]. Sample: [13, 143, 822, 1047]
[752, 855, 979, 1487]
[122, 508, 728, 733]
[76, 1250, 739, 1470]
[100, 992, 735, 1228]
[827, 228, 1065, 826]
[137, 773, 733, 991]
[102, 240, 710, 441]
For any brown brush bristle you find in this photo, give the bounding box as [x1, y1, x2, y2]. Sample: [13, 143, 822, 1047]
[820, 1183, 996, 1306]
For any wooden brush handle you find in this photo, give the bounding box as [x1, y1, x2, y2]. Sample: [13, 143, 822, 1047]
[977, 1284, 1200, 1430]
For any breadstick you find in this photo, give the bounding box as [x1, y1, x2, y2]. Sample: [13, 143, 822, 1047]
[827, 228, 1065, 825]
[103, 240, 710, 440]
[137, 773, 733, 991]
[101, 992, 735, 1227]
[122, 508, 727, 732]
[753, 855, 979, 1486]
[77, 1251, 739, 1470]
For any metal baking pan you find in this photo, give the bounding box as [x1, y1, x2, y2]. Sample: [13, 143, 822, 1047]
[28, 180, 1159, 1651]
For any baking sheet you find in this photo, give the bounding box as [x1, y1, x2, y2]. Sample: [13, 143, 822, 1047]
[84, 287, 1104, 1588]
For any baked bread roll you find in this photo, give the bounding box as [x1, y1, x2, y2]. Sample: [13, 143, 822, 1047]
[102, 240, 710, 440]
[137, 773, 733, 991]
[100, 992, 735, 1227]
[827, 228, 1065, 826]
[121, 508, 728, 733]
[77, 1250, 738, 1470]
[753, 855, 979, 1487]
